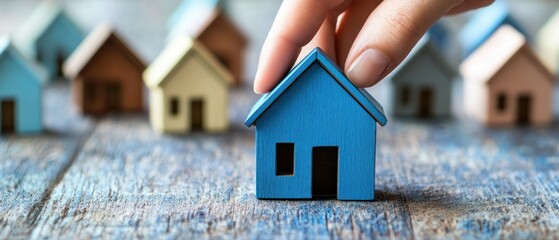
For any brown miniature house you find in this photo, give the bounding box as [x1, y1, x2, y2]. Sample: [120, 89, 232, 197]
[461, 25, 555, 126]
[63, 24, 146, 115]
[168, 1, 247, 85]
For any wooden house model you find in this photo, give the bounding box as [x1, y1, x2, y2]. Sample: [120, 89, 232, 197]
[63, 24, 145, 115]
[16, 2, 84, 81]
[168, 0, 247, 85]
[459, 0, 528, 58]
[0, 37, 47, 134]
[537, 9, 559, 74]
[144, 37, 232, 133]
[245, 48, 387, 200]
[388, 36, 457, 118]
[461, 25, 554, 126]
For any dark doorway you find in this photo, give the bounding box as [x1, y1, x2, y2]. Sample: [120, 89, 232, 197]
[105, 83, 121, 112]
[56, 51, 65, 78]
[312, 146, 339, 198]
[418, 88, 433, 118]
[517, 95, 532, 125]
[1, 99, 15, 134]
[190, 98, 204, 131]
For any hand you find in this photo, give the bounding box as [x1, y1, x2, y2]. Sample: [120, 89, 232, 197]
[253, 0, 494, 94]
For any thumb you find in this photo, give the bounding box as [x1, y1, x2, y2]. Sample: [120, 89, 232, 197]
[344, 0, 463, 88]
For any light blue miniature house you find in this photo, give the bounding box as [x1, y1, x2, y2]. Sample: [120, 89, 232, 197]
[459, 0, 528, 58]
[0, 38, 47, 134]
[245, 48, 387, 200]
[16, 2, 84, 81]
[389, 36, 457, 118]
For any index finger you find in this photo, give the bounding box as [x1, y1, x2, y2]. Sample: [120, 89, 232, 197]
[253, 0, 351, 94]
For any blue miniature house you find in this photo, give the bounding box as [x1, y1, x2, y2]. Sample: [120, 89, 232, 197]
[0, 38, 46, 134]
[459, 0, 528, 58]
[245, 48, 387, 200]
[16, 2, 84, 81]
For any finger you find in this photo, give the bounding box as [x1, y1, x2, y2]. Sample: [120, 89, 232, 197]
[335, 0, 382, 68]
[344, 0, 463, 88]
[446, 0, 495, 15]
[296, 14, 338, 65]
[253, 0, 350, 94]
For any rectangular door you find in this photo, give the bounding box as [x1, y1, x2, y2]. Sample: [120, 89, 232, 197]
[1, 99, 15, 134]
[190, 98, 204, 131]
[106, 83, 121, 112]
[419, 88, 433, 118]
[312, 146, 339, 198]
[517, 95, 532, 125]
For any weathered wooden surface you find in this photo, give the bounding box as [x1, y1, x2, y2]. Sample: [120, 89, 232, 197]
[1, 0, 559, 239]
[0, 82, 93, 238]
[0, 83, 558, 239]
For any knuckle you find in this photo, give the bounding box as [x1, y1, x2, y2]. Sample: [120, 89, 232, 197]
[386, 13, 423, 43]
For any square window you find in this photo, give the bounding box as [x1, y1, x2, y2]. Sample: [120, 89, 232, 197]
[276, 143, 294, 176]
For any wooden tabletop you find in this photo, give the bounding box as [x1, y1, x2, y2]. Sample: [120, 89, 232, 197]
[1, 82, 558, 239]
[2, 0, 559, 238]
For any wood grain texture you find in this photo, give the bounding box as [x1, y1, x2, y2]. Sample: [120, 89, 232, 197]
[0, 82, 93, 238]
[1, 0, 559, 238]
[0, 83, 558, 239]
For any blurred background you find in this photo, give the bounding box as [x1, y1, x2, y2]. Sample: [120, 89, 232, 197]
[0, 0, 557, 82]
[1, 0, 558, 117]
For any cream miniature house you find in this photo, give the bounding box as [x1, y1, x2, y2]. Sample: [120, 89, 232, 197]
[143, 37, 232, 133]
[461, 25, 555, 126]
[537, 9, 559, 74]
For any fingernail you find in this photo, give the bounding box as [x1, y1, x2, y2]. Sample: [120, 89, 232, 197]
[254, 85, 264, 94]
[347, 48, 389, 87]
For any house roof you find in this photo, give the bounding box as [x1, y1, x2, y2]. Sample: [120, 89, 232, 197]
[0, 37, 48, 85]
[167, 0, 245, 44]
[168, 0, 222, 29]
[245, 48, 387, 127]
[63, 23, 145, 80]
[460, 25, 554, 85]
[15, 1, 77, 57]
[427, 21, 449, 49]
[389, 35, 457, 81]
[537, 9, 559, 49]
[537, 9, 559, 72]
[143, 36, 233, 88]
[459, 0, 527, 57]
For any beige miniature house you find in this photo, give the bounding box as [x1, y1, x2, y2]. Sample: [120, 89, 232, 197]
[461, 25, 555, 126]
[537, 9, 559, 74]
[143, 36, 233, 133]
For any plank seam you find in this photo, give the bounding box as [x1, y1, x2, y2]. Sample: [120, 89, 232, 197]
[24, 122, 98, 226]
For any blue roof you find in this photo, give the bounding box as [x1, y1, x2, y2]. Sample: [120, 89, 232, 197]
[0, 37, 8, 55]
[167, 0, 222, 29]
[459, 0, 528, 57]
[0, 37, 47, 85]
[389, 35, 457, 81]
[427, 21, 448, 49]
[245, 48, 387, 127]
